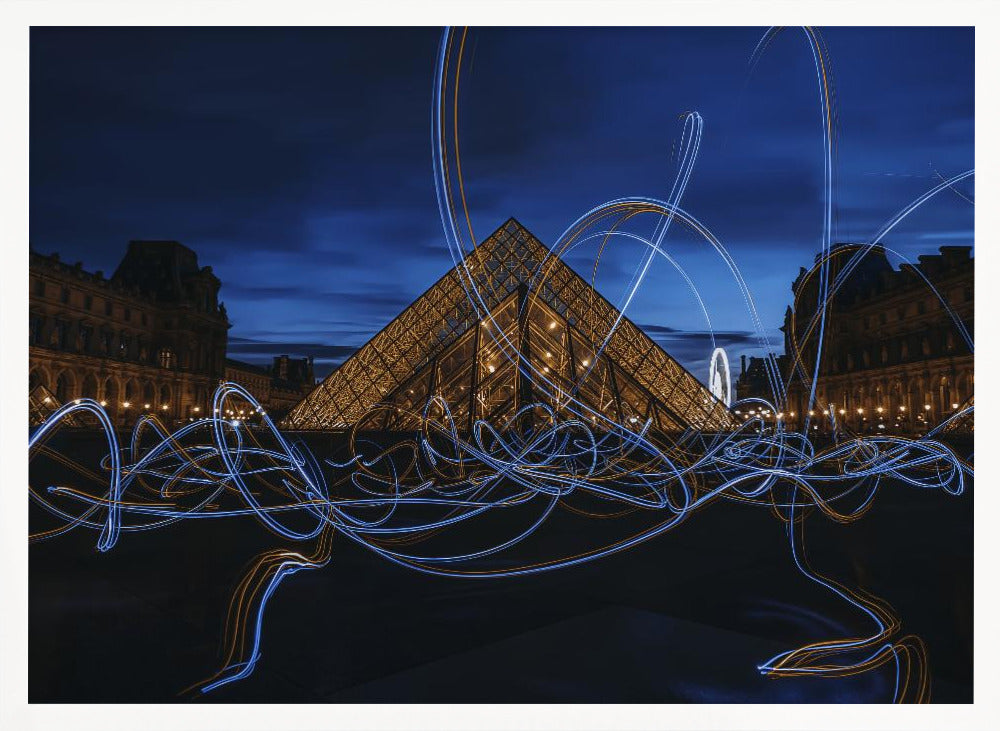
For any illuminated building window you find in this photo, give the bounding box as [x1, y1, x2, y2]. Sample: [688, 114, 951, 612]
[159, 348, 176, 369]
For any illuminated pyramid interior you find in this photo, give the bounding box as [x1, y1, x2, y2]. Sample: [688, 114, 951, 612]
[283, 219, 734, 433]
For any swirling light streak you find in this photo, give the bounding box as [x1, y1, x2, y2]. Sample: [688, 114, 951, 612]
[30, 382, 969, 699]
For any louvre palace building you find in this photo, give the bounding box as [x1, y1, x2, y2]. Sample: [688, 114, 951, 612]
[29, 240, 313, 426]
[737, 243, 973, 434]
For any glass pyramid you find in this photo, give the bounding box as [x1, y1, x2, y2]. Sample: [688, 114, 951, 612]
[282, 219, 735, 434]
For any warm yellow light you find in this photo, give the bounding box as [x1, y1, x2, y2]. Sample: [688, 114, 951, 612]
[144, 403, 150, 409]
[193, 406, 200, 412]
[549, 321, 556, 329]
[924, 404, 931, 411]
[839, 409, 846, 415]
[734, 410, 741, 415]
[543, 366, 549, 373]
[857, 408, 863, 415]
[43, 396, 51, 403]
[808, 410, 814, 416]
[74, 399, 81, 405]
[952, 402, 959, 409]
[123, 401, 131, 408]
[161, 404, 168, 410]
[545, 351, 552, 358]
[776, 413, 784, 419]
[100, 400, 107, 407]
[488, 364, 495, 373]
[581, 359, 590, 367]
[899, 406, 906, 412]
[789, 412, 795, 417]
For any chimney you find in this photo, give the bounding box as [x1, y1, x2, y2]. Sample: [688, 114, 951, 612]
[741, 355, 746, 376]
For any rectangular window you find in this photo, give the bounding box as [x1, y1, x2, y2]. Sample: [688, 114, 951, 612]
[34, 279, 45, 297]
[124, 308, 132, 322]
[29, 313, 42, 345]
[79, 325, 92, 351]
[141, 312, 148, 326]
[105, 301, 113, 316]
[84, 294, 93, 310]
[60, 287, 70, 304]
[917, 300, 926, 315]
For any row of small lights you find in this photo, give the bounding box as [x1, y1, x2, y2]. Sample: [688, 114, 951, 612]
[733, 402, 960, 431]
[41, 396, 266, 419]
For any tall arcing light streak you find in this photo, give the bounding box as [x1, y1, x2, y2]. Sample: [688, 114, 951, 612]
[29, 26, 972, 702]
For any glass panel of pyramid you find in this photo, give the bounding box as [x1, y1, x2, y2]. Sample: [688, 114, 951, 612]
[282, 218, 735, 433]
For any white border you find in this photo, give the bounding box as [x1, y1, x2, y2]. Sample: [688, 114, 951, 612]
[2, 2, 996, 729]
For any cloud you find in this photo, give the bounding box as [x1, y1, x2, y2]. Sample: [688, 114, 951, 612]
[227, 336, 357, 378]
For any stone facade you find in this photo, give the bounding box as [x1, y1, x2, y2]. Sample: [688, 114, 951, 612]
[28, 239, 319, 428]
[29, 242, 230, 426]
[224, 355, 315, 422]
[736, 244, 973, 434]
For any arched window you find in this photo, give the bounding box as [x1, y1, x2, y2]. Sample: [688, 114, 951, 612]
[29, 368, 50, 391]
[55, 371, 74, 402]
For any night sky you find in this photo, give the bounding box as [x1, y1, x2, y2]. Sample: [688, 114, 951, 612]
[29, 27, 974, 382]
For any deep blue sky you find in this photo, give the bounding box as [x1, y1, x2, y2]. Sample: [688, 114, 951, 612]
[30, 27, 974, 382]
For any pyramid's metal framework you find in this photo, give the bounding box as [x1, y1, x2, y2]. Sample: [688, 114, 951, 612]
[282, 219, 735, 433]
